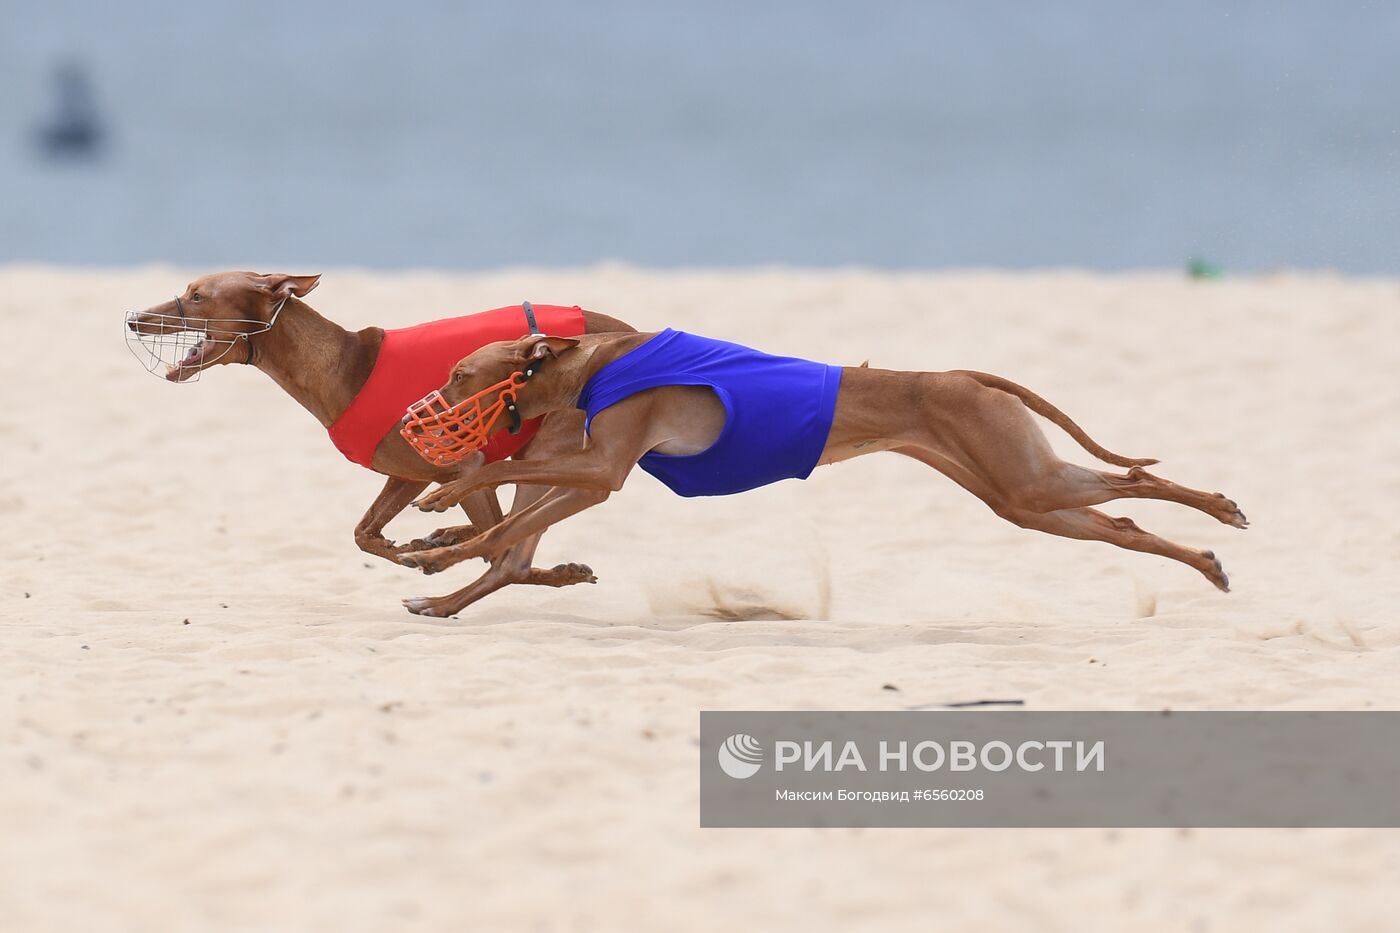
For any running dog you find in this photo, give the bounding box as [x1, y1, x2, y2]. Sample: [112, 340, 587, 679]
[397, 329, 1246, 615]
[125, 272, 636, 615]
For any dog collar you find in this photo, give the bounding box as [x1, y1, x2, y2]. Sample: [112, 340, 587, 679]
[238, 295, 289, 365]
[504, 301, 546, 433]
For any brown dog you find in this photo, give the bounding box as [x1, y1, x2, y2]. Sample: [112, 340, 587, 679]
[126, 272, 636, 615]
[398, 330, 1245, 614]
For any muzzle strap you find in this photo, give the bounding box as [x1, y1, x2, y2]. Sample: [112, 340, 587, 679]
[239, 296, 288, 365]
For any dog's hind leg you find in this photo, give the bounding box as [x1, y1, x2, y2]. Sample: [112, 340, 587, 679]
[398, 484, 540, 617]
[1013, 464, 1247, 528]
[887, 374, 1245, 528]
[995, 505, 1230, 592]
[892, 443, 1230, 591]
[401, 565, 517, 618]
[400, 410, 603, 615]
[400, 484, 602, 617]
[488, 482, 599, 588]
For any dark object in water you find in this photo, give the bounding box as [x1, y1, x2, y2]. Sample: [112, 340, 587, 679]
[36, 62, 103, 159]
[1186, 257, 1223, 280]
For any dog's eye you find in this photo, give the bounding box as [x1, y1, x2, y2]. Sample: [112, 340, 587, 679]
[452, 372, 465, 384]
[191, 292, 201, 302]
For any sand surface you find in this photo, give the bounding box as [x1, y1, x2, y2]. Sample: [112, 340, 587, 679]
[2, 265, 1398, 931]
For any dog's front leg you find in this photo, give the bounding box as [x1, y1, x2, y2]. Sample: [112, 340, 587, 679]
[413, 457, 618, 513]
[400, 484, 612, 581]
[402, 403, 652, 584]
[416, 397, 656, 513]
[353, 476, 431, 563]
[355, 474, 504, 564]
[401, 444, 633, 576]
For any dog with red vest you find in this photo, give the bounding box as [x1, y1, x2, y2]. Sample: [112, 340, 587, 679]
[125, 271, 637, 616]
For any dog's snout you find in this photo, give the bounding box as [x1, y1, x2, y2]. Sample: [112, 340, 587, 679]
[126, 309, 182, 336]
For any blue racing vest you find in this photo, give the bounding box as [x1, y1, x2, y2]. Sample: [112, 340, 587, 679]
[576, 329, 842, 497]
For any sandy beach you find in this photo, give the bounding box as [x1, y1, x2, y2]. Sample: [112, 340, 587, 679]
[3, 265, 1398, 931]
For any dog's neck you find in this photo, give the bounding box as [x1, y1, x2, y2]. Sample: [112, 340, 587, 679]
[248, 298, 382, 428]
[516, 332, 656, 419]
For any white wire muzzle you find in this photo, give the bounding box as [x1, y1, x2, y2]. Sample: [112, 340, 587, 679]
[123, 297, 287, 383]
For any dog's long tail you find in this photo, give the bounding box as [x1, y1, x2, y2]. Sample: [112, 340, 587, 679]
[957, 370, 1159, 467]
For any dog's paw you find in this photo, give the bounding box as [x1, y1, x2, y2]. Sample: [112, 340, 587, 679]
[401, 543, 485, 575]
[397, 555, 429, 574]
[1198, 550, 1230, 592]
[562, 562, 599, 585]
[525, 562, 598, 587]
[1210, 493, 1249, 529]
[424, 525, 476, 547]
[398, 551, 444, 575]
[402, 596, 456, 618]
[400, 525, 477, 552]
[414, 482, 477, 513]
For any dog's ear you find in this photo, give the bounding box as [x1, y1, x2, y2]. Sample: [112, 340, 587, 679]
[515, 334, 580, 363]
[256, 273, 321, 301]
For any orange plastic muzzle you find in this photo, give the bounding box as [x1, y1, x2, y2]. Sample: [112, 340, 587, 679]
[400, 371, 528, 466]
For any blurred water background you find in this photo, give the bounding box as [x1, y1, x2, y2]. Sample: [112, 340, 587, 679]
[4, 1, 1397, 272]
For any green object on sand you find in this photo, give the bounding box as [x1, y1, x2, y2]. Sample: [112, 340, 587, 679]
[1187, 257, 1224, 279]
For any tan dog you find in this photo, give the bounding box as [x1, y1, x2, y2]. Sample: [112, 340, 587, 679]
[126, 272, 636, 615]
[399, 331, 1245, 615]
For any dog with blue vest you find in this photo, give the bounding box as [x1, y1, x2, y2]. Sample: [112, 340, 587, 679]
[397, 323, 1246, 616]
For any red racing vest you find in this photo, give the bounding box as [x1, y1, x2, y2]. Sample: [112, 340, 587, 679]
[327, 304, 587, 469]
